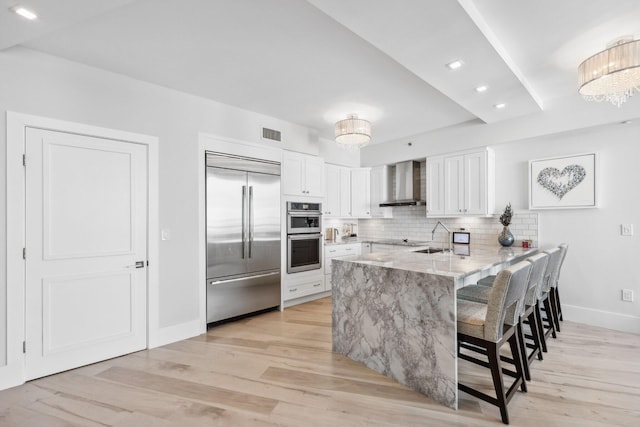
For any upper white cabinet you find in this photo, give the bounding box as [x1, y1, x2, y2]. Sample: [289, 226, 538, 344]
[425, 158, 445, 216]
[324, 164, 350, 217]
[370, 165, 393, 218]
[283, 151, 324, 197]
[323, 165, 371, 218]
[427, 148, 494, 217]
[350, 168, 371, 217]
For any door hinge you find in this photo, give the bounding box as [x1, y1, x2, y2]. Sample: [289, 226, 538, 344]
[22, 154, 26, 167]
[22, 248, 26, 260]
[146, 260, 149, 267]
[22, 341, 26, 354]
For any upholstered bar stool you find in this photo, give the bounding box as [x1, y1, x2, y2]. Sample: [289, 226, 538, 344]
[457, 253, 549, 381]
[549, 244, 568, 332]
[539, 246, 564, 344]
[457, 261, 532, 425]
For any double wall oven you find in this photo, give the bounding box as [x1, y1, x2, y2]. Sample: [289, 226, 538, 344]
[287, 202, 322, 273]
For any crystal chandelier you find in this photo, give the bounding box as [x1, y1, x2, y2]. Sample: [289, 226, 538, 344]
[334, 114, 371, 149]
[578, 37, 640, 107]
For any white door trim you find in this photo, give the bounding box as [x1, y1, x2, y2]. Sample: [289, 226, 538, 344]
[2, 111, 159, 390]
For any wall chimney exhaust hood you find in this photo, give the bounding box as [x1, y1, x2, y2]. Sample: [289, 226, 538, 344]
[379, 160, 425, 207]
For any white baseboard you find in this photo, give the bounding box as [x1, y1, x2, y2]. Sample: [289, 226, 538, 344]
[283, 291, 331, 308]
[563, 304, 640, 335]
[0, 362, 25, 392]
[149, 319, 205, 349]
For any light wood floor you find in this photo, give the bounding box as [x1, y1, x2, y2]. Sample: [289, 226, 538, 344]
[1, 297, 639, 426]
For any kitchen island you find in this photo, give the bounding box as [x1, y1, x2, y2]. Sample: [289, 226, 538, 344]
[331, 246, 537, 409]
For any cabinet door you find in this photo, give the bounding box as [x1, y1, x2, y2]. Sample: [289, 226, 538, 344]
[426, 158, 445, 216]
[350, 168, 371, 217]
[370, 166, 390, 218]
[282, 151, 304, 196]
[303, 155, 325, 197]
[444, 155, 464, 215]
[339, 167, 351, 217]
[463, 152, 487, 215]
[324, 165, 340, 217]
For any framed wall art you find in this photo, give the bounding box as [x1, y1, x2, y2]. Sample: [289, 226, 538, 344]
[529, 153, 597, 209]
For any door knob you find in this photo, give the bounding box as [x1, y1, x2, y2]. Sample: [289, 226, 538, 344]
[126, 261, 145, 269]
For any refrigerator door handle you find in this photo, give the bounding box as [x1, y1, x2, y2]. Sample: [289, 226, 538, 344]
[248, 186, 254, 258]
[209, 270, 280, 286]
[241, 185, 247, 259]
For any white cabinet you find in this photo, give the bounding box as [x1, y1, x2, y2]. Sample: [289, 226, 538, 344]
[284, 275, 325, 301]
[370, 165, 392, 218]
[350, 168, 371, 217]
[282, 151, 324, 197]
[444, 155, 464, 215]
[324, 165, 351, 217]
[324, 243, 362, 291]
[323, 165, 371, 218]
[426, 148, 494, 217]
[426, 158, 445, 216]
[324, 164, 341, 217]
[340, 168, 352, 216]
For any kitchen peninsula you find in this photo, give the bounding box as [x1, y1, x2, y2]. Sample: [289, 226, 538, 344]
[331, 246, 537, 409]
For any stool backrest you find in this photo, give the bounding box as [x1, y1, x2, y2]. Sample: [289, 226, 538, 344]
[524, 253, 549, 306]
[542, 247, 562, 294]
[552, 244, 569, 289]
[484, 261, 532, 342]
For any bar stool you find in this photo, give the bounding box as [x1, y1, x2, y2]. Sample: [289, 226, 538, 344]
[457, 261, 531, 425]
[457, 253, 549, 381]
[549, 244, 568, 332]
[539, 246, 564, 344]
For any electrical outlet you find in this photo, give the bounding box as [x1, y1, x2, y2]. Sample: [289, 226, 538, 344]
[621, 224, 634, 236]
[622, 289, 634, 302]
[161, 229, 171, 241]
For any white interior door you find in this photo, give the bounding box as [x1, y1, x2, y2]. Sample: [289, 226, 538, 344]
[25, 128, 148, 380]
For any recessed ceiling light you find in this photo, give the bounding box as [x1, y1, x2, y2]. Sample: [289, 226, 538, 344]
[475, 85, 488, 93]
[446, 60, 463, 70]
[494, 103, 506, 109]
[12, 6, 38, 20]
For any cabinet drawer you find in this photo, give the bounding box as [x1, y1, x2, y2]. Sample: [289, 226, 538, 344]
[285, 280, 324, 300]
[325, 243, 361, 258]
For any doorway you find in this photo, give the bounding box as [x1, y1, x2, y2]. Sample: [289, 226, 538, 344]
[3, 113, 159, 388]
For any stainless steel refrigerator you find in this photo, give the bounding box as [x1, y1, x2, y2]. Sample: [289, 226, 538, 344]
[206, 152, 281, 323]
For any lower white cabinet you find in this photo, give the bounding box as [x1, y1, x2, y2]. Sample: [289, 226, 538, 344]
[324, 243, 362, 290]
[284, 273, 324, 301]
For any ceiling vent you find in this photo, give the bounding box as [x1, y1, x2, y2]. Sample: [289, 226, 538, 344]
[262, 127, 282, 142]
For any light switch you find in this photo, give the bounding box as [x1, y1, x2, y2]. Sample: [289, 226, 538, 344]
[161, 229, 171, 241]
[621, 224, 634, 236]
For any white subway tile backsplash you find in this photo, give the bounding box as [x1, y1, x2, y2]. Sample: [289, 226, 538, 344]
[358, 208, 538, 248]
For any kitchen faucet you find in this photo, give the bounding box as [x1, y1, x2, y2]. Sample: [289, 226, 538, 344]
[431, 221, 452, 253]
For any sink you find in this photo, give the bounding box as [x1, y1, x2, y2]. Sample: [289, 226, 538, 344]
[413, 248, 448, 254]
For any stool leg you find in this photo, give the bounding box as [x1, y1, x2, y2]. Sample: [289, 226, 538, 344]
[543, 297, 557, 339]
[556, 288, 564, 321]
[528, 309, 543, 361]
[488, 342, 509, 424]
[517, 319, 531, 381]
[535, 301, 548, 353]
[550, 289, 561, 332]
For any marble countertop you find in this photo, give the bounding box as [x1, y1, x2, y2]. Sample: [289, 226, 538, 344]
[325, 238, 432, 246]
[333, 246, 539, 279]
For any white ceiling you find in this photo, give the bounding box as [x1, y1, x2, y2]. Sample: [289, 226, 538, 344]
[2, 0, 640, 144]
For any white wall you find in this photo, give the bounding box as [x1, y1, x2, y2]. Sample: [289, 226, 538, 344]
[0, 46, 358, 367]
[491, 123, 640, 332]
[362, 120, 640, 334]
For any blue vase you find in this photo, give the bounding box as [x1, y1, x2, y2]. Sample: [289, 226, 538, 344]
[498, 226, 515, 247]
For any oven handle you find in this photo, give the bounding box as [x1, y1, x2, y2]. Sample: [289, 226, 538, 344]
[287, 211, 322, 217]
[288, 233, 322, 241]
